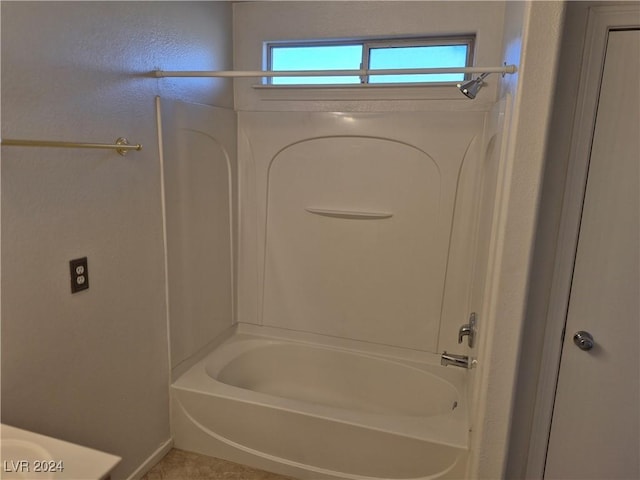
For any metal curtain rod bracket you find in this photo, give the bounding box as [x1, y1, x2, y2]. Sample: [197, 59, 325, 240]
[1, 137, 142, 156]
[152, 65, 518, 78]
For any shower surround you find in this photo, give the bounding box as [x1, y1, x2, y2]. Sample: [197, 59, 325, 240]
[161, 99, 504, 478]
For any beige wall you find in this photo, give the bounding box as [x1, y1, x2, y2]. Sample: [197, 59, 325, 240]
[1, 2, 233, 478]
[467, 1, 566, 478]
[505, 3, 589, 477]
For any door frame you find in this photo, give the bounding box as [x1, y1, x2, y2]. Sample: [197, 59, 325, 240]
[526, 5, 640, 478]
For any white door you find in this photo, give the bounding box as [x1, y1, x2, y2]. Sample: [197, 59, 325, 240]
[544, 29, 640, 479]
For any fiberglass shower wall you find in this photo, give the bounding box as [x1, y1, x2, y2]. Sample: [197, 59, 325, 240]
[160, 99, 237, 375]
[236, 111, 485, 356]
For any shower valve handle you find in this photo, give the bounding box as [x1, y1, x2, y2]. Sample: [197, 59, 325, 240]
[458, 312, 477, 348]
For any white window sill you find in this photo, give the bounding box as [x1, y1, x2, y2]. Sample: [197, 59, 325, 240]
[249, 82, 469, 102]
[252, 81, 460, 89]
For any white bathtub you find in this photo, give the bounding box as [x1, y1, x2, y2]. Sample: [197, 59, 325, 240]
[171, 325, 468, 479]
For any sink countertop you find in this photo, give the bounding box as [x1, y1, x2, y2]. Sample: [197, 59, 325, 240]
[1, 424, 121, 480]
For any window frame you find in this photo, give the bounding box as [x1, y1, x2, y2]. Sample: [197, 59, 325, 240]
[265, 35, 476, 86]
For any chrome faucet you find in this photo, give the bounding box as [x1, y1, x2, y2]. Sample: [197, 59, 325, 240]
[441, 313, 479, 369]
[458, 312, 477, 347]
[441, 351, 471, 368]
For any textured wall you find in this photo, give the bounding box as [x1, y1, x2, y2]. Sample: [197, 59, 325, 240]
[1, 2, 232, 478]
[466, 2, 566, 478]
[504, 3, 590, 477]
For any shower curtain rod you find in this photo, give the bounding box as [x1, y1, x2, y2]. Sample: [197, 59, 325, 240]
[153, 65, 517, 78]
[1, 137, 142, 156]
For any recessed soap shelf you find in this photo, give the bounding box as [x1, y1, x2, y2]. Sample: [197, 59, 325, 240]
[305, 207, 393, 220]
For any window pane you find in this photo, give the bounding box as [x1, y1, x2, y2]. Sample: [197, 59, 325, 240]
[368, 45, 468, 83]
[271, 45, 363, 85]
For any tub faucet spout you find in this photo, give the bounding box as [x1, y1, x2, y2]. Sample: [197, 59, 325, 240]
[441, 352, 471, 369]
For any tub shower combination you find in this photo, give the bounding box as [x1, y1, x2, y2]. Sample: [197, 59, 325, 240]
[161, 99, 505, 479]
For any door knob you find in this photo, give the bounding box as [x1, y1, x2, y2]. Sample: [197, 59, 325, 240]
[573, 331, 594, 351]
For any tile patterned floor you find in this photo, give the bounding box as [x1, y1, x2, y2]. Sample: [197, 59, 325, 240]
[141, 448, 296, 480]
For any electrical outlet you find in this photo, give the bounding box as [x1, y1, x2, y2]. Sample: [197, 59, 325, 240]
[69, 257, 89, 293]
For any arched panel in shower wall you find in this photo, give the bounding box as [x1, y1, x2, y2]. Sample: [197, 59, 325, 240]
[237, 111, 485, 354]
[263, 136, 443, 351]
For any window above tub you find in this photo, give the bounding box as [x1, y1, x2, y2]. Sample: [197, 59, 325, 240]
[265, 35, 475, 86]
